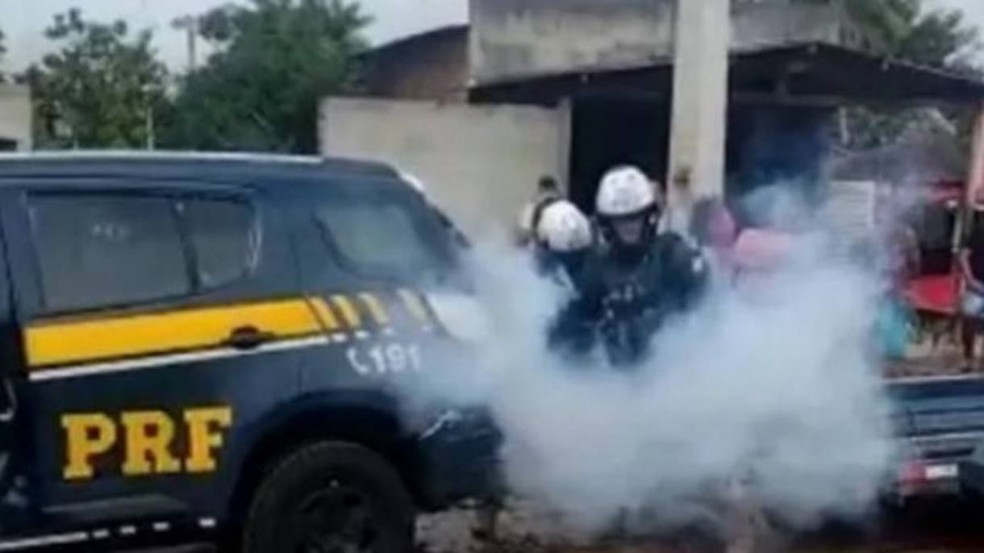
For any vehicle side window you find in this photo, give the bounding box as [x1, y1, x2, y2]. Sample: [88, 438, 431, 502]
[181, 198, 256, 289]
[28, 194, 191, 313]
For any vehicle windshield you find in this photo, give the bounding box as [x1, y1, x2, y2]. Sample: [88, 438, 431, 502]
[315, 190, 465, 288]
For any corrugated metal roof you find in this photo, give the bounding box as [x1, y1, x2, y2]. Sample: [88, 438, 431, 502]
[0, 151, 399, 184]
[470, 42, 984, 105]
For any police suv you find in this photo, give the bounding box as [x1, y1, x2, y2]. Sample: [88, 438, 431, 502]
[0, 152, 496, 552]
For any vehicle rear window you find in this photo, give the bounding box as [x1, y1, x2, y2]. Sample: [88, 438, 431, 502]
[316, 194, 456, 282]
[182, 198, 256, 289]
[29, 194, 192, 312]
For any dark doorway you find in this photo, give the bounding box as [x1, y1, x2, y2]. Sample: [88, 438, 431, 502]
[567, 97, 833, 222]
[568, 97, 671, 215]
[728, 105, 832, 197]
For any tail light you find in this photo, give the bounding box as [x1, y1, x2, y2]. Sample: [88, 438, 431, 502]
[897, 459, 959, 494]
[898, 459, 927, 487]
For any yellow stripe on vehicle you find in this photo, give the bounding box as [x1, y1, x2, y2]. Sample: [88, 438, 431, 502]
[331, 295, 362, 328]
[25, 299, 323, 369]
[307, 298, 342, 331]
[397, 289, 431, 326]
[359, 293, 390, 326]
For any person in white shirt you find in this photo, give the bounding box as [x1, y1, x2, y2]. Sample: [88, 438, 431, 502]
[516, 176, 563, 247]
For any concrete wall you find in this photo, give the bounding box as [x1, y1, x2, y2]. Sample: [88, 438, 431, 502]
[0, 85, 32, 151]
[320, 97, 567, 238]
[731, 0, 862, 51]
[470, 0, 858, 85]
[824, 180, 878, 244]
[470, 0, 674, 85]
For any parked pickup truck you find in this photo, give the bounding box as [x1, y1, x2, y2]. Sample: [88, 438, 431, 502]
[0, 152, 499, 552]
[889, 376, 984, 498]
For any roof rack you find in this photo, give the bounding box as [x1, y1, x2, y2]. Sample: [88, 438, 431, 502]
[0, 150, 326, 165]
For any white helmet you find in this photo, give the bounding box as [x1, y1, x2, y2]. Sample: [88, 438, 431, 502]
[536, 200, 593, 253]
[595, 166, 657, 217]
[595, 166, 661, 252]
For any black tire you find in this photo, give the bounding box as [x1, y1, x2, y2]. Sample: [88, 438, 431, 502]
[242, 441, 415, 553]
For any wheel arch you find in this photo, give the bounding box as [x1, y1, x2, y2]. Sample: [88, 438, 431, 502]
[223, 391, 426, 529]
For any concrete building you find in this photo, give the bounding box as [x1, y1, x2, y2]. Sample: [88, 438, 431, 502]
[356, 0, 872, 103]
[322, 0, 984, 235]
[0, 85, 32, 151]
[361, 26, 470, 103]
[320, 97, 567, 237]
[469, 0, 869, 86]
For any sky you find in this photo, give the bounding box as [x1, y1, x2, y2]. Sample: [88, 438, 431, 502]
[934, 0, 984, 39]
[0, 0, 981, 73]
[0, 0, 468, 72]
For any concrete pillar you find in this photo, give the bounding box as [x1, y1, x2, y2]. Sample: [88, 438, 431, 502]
[965, 106, 984, 206]
[961, 106, 984, 257]
[667, 0, 731, 230]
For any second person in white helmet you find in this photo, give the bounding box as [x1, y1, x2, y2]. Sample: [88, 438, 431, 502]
[533, 199, 601, 360]
[533, 199, 594, 288]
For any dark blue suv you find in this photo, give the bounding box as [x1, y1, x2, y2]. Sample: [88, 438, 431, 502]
[0, 152, 498, 552]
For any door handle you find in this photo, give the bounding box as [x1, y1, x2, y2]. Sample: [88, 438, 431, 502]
[223, 326, 275, 351]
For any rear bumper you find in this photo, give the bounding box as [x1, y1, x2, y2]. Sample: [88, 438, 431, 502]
[957, 458, 984, 495]
[892, 461, 963, 499]
[890, 432, 984, 500]
[413, 409, 502, 511]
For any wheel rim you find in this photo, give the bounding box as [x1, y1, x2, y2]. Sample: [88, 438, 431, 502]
[292, 478, 379, 553]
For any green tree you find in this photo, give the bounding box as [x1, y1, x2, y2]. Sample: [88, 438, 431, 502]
[840, 0, 980, 151]
[844, 0, 978, 67]
[897, 9, 980, 70]
[162, 0, 370, 153]
[27, 9, 169, 149]
[846, 0, 919, 55]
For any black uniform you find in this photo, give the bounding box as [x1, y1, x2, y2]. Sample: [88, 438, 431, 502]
[536, 247, 594, 359]
[549, 232, 708, 367]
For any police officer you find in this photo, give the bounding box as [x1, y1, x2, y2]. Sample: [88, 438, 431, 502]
[533, 199, 594, 287]
[580, 166, 708, 367]
[530, 200, 601, 359]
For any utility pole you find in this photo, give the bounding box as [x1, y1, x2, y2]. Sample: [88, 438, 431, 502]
[142, 84, 156, 151]
[145, 105, 156, 151]
[172, 15, 199, 72]
[666, 0, 732, 231]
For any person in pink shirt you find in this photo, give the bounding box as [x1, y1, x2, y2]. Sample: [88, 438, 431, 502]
[688, 196, 797, 289]
[732, 227, 795, 271]
[689, 197, 739, 286]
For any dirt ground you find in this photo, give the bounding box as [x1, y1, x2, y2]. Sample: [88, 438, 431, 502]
[136, 497, 984, 552]
[417, 498, 984, 553]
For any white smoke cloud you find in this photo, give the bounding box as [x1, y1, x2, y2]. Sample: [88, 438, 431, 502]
[410, 195, 898, 538]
